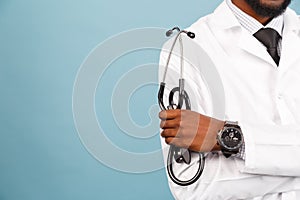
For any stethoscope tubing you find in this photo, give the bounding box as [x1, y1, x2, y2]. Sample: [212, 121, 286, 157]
[158, 27, 205, 186]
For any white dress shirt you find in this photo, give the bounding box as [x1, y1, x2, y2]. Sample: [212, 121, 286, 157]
[159, 1, 300, 199]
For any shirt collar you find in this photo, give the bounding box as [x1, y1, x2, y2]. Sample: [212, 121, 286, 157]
[226, 0, 284, 35]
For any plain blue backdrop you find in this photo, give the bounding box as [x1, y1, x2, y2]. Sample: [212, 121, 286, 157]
[0, 1, 299, 200]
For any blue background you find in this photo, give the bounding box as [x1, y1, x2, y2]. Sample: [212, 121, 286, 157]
[0, 1, 299, 200]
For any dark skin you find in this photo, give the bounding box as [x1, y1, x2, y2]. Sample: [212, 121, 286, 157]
[159, 0, 282, 153]
[159, 110, 224, 152]
[232, 0, 285, 24]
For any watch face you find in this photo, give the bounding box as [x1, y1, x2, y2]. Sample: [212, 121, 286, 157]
[220, 127, 243, 150]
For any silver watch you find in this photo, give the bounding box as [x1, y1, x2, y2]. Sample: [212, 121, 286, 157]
[217, 121, 244, 158]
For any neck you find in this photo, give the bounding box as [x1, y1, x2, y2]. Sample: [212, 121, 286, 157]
[231, 0, 271, 25]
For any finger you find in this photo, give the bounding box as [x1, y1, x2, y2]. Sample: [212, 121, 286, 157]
[165, 137, 192, 149]
[165, 137, 180, 146]
[161, 128, 178, 138]
[159, 110, 180, 120]
[160, 119, 179, 129]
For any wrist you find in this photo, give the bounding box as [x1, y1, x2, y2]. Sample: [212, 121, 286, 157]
[210, 119, 224, 152]
[212, 142, 221, 151]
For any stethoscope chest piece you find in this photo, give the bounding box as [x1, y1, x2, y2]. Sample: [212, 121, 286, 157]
[173, 146, 191, 164]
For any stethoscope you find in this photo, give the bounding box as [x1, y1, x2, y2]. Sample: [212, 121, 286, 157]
[158, 27, 205, 186]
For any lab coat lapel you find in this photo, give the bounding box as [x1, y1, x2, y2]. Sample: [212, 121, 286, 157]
[238, 30, 275, 66]
[280, 31, 300, 68]
[279, 9, 300, 68]
[210, 1, 276, 66]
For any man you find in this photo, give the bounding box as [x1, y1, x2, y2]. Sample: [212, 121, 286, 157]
[159, 0, 300, 199]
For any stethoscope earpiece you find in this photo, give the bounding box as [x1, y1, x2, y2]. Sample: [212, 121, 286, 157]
[187, 31, 195, 39]
[165, 27, 195, 39]
[166, 30, 173, 37]
[166, 27, 181, 37]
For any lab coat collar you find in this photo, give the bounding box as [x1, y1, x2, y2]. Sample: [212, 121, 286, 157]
[211, 1, 276, 65]
[211, 1, 241, 30]
[212, 1, 300, 32]
[283, 7, 300, 33]
[211, 1, 300, 67]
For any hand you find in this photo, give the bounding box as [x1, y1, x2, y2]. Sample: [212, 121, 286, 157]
[159, 109, 224, 152]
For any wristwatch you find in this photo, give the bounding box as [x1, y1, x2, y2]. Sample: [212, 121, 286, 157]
[217, 121, 244, 158]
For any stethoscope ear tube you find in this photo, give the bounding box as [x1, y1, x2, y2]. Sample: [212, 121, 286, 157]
[158, 82, 166, 110]
[168, 79, 191, 110]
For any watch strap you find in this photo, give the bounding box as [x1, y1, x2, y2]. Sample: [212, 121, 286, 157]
[221, 148, 239, 158]
[223, 121, 239, 128]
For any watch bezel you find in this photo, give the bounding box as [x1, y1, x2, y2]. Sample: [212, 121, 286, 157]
[217, 126, 244, 151]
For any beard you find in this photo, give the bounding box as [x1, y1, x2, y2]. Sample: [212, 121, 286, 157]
[244, 0, 291, 18]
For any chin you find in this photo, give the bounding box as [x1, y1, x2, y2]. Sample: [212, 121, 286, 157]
[245, 0, 291, 18]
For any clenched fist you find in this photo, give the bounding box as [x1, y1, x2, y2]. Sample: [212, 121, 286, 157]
[159, 109, 224, 152]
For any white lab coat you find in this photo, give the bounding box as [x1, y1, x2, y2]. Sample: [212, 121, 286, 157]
[159, 1, 300, 200]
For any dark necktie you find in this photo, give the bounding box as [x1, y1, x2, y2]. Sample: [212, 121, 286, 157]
[253, 28, 281, 66]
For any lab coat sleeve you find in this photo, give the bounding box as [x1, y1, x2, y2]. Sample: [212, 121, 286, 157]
[240, 122, 300, 177]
